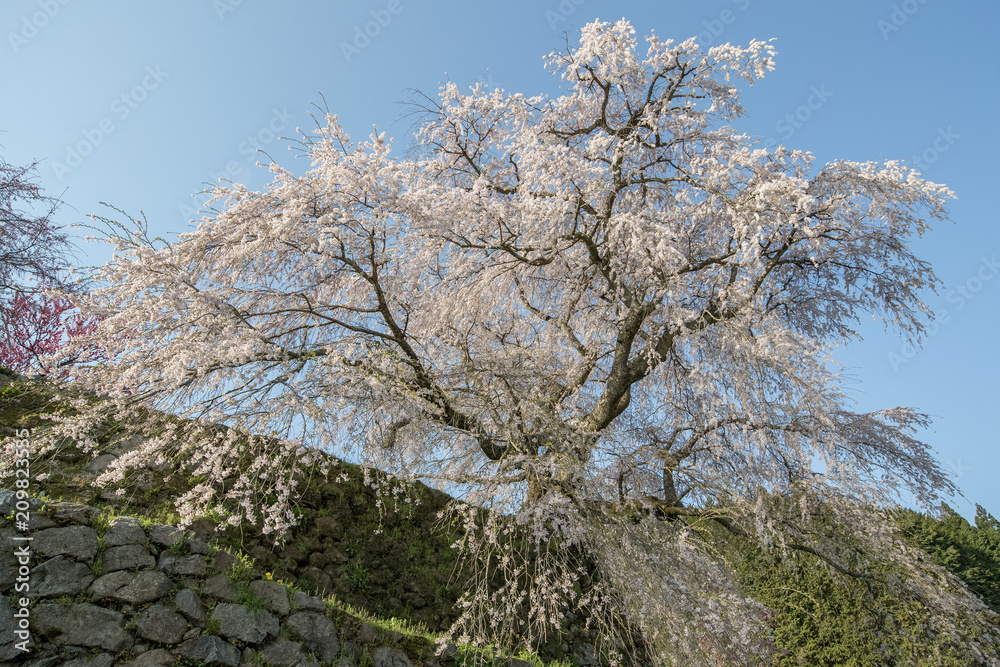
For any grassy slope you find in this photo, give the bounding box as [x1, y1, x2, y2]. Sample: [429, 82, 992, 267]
[3, 367, 999, 666]
[1, 368, 592, 665]
[0, 368, 466, 626]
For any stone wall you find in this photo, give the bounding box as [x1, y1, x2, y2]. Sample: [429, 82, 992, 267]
[0, 490, 470, 667]
[0, 369, 607, 667]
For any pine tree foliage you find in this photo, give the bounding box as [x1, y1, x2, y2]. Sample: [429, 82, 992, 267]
[734, 501, 1000, 665]
[895, 504, 1000, 613]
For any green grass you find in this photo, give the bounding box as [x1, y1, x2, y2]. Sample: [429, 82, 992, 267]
[166, 538, 189, 556]
[91, 553, 106, 578]
[204, 617, 221, 635]
[238, 583, 267, 611]
[226, 553, 259, 583]
[344, 563, 370, 590]
[91, 512, 113, 535]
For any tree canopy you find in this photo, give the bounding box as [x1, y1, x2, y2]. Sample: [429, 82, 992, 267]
[49, 20, 998, 665]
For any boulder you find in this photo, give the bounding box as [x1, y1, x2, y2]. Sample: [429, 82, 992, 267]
[356, 623, 378, 644]
[211, 603, 280, 644]
[29, 556, 93, 597]
[250, 579, 290, 615]
[300, 566, 332, 593]
[260, 639, 308, 666]
[286, 611, 340, 662]
[22, 656, 58, 667]
[46, 501, 102, 525]
[32, 526, 99, 563]
[187, 516, 219, 538]
[573, 641, 601, 666]
[373, 646, 413, 667]
[90, 569, 174, 604]
[102, 544, 155, 572]
[117, 648, 175, 667]
[188, 537, 211, 554]
[102, 516, 147, 546]
[136, 604, 188, 644]
[177, 635, 240, 667]
[26, 514, 57, 530]
[61, 654, 113, 667]
[249, 545, 277, 568]
[315, 516, 340, 537]
[32, 603, 132, 651]
[292, 590, 327, 612]
[0, 489, 42, 515]
[202, 574, 240, 601]
[148, 523, 184, 547]
[175, 587, 208, 624]
[279, 545, 306, 564]
[0, 531, 17, 593]
[211, 550, 240, 574]
[158, 553, 207, 576]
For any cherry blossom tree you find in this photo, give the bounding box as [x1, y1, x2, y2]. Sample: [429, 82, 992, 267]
[48, 20, 999, 664]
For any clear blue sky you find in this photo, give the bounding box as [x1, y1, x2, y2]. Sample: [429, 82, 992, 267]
[2, 1, 997, 520]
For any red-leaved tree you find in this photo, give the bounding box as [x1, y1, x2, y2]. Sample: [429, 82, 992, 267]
[0, 156, 96, 374]
[0, 292, 100, 374]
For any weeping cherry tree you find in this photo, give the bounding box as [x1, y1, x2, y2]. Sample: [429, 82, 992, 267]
[39, 20, 1000, 665]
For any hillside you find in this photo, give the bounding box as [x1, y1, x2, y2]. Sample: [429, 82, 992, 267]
[2, 368, 999, 666]
[0, 491, 454, 667]
[0, 369, 602, 666]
